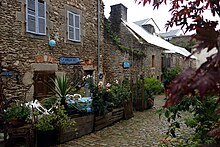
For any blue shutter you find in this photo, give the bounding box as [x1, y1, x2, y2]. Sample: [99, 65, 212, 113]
[26, 0, 36, 33]
[37, 0, 46, 35]
[68, 11, 74, 41]
[74, 14, 80, 41]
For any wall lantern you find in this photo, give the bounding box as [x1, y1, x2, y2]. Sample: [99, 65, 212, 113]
[48, 39, 56, 48]
[122, 61, 130, 69]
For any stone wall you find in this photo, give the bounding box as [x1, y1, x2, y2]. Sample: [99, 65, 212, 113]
[0, 0, 105, 100]
[103, 19, 163, 83]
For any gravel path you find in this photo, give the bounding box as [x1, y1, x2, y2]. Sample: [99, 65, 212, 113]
[58, 95, 193, 147]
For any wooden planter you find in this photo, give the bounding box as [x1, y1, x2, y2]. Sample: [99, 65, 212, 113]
[94, 107, 124, 131]
[57, 114, 94, 144]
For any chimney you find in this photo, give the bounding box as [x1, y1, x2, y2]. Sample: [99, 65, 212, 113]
[109, 3, 127, 34]
[109, 3, 128, 22]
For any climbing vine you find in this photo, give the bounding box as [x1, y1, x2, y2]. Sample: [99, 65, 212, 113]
[104, 21, 146, 58]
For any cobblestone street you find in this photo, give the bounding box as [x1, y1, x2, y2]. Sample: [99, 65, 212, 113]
[58, 95, 192, 147]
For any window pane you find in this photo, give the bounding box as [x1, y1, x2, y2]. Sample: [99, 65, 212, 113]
[69, 26, 74, 40]
[28, 0, 35, 11]
[38, 1, 45, 17]
[28, 15, 36, 32]
[69, 13, 74, 26]
[75, 15, 80, 28]
[38, 18, 45, 34]
[75, 28, 80, 41]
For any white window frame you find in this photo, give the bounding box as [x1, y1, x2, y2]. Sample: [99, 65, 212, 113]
[67, 11, 81, 42]
[26, 0, 46, 35]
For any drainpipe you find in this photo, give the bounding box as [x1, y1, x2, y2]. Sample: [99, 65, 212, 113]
[97, 0, 101, 82]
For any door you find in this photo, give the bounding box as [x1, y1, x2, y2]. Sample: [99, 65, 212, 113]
[34, 71, 55, 100]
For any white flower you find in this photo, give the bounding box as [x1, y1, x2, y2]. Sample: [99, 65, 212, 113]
[115, 80, 119, 84]
[106, 83, 111, 88]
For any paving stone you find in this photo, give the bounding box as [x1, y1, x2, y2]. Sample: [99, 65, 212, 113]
[60, 95, 193, 147]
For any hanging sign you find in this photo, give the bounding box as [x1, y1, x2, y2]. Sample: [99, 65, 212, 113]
[122, 61, 130, 69]
[59, 57, 80, 65]
[1, 71, 14, 76]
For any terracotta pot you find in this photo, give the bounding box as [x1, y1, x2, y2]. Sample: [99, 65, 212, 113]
[10, 118, 25, 127]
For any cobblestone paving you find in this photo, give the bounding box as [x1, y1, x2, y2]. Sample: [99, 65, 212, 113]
[58, 95, 192, 147]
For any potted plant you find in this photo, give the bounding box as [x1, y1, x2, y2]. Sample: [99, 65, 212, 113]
[5, 103, 31, 127]
[35, 104, 75, 146]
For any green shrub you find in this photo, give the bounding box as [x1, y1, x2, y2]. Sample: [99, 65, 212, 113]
[144, 77, 164, 95]
[163, 66, 181, 82]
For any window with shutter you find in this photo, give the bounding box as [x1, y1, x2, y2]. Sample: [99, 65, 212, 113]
[67, 11, 81, 42]
[26, 0, 46, 35]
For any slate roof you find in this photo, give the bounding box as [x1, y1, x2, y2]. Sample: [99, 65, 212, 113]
[121, 19, 196, 59]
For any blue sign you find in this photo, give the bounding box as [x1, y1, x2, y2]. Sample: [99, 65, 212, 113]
[122, 61, 130, 69]
[59, 57, 80, 65]
[2, 71, 14, 76]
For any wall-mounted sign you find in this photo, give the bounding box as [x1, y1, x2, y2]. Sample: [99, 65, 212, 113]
[1, 71, 14, 76]
[122, 61, 130, 69]
[59, 57, 80, 65]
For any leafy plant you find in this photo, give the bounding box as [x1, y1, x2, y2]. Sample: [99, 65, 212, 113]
[136, 0, 220, 144]
[51, 74, 72, 107]
[35, 105, 75, 131]
[144, 77, 164, 95]
[5, 103, 31, 120]
[111, 82, 130, 108]
[163, 66, 181, 83]
[90, 82, 113, 116]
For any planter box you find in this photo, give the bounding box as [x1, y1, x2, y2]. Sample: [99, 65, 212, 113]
[94, 107, 124, 131]
[37, 130, 57, 147]
[57, 114, 94, 144]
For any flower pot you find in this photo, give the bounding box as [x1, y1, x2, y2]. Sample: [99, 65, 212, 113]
[36, 130, 57, 147]
[10, 118, 25, 128]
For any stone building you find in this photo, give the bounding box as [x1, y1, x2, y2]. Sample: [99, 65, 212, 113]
[103, 3, 196, 83]
[0, 0, 105, 101]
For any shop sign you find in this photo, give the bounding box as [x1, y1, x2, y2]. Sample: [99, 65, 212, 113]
[59, 57, 80, 65]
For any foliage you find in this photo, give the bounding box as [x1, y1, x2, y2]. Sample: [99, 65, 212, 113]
[5, 103, 31, 120]
[90, 82, 114, 116]
[41, 96, 57, 110]
[136, 0, 220, 142]
[90, 80, 130, 116]
[144, 77, 164, 95]
[163, 66, 181, 83]
[51, 74, 72, 107]
[35, 105, 75, 131]
[111, 82, 130, 108]
[159, 96, 220, 146]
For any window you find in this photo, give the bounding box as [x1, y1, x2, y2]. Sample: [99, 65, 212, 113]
[26, 0, 46, 35]
[67, 11, 81, 42]
[152, 55, 155, 67]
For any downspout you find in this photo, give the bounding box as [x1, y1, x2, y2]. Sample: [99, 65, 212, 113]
[97, 0, 101, 82]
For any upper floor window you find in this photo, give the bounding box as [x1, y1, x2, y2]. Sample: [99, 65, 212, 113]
[152, 55, 155, 67]
[26, 0, 46, 35]
[67, 11, 81, 42]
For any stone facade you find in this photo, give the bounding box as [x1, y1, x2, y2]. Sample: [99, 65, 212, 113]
[0, 0, 105, 100]
[103, 4, 163, 83]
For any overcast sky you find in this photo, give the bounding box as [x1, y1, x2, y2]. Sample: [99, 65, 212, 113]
[102, 0, 176, 33]
[102, 0, 219, 33]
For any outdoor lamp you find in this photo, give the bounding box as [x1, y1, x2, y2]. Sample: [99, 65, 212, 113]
[48, 39, 56, 48]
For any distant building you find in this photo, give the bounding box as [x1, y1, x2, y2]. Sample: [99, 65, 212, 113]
[133, 18, 161, 35]
[160, 29, 183, 41]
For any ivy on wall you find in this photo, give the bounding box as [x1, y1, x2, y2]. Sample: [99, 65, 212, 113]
[104, 22, 146, 58]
